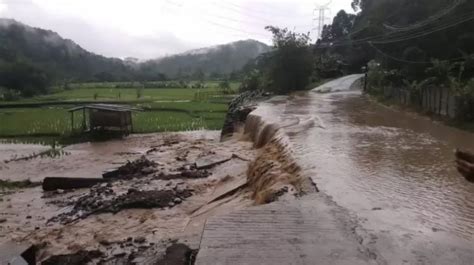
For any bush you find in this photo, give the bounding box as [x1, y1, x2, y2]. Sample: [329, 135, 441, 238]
[239, 70, 263, 92]
[0, 86, 21, 101]
[455, 79, 474, 121]
[0, 61, 51, 97]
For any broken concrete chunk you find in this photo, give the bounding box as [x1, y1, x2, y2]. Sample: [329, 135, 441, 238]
[195, 156, 232, 170]
[41, 250, 102, 265]
[0, 241, 36, 265]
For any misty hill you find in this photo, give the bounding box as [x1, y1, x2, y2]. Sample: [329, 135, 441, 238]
[139, 40, 272, 78]
[0, 19, 270, 84]
[0, 18, 132, 82]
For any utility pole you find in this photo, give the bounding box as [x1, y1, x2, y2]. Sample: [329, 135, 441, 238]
[312, 1, 332, 40]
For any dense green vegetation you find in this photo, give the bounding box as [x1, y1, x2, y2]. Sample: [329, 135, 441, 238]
[0, 83, 236, 142]
[311, 0, 474, 122]
[240, 0, 474, 123]
[240, 27, 314, 93]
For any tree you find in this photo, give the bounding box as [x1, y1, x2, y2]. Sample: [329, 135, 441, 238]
[219, 79, 232, 94]
[193, 69, 205, 83]
[320, 10, 356, 42]
[263, 26, 314, 93]
[239, 70, 262, 92]
[0, 61, 51, 97]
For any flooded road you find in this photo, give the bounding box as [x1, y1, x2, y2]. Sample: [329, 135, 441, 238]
[262, 75, 474, 263]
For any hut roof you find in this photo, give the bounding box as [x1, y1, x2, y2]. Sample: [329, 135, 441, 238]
[68, 104, 141, 113]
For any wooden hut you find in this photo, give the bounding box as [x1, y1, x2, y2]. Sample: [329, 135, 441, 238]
[68, 104, 139, 135]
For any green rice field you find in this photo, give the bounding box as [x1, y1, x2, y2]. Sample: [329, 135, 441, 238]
[0, 82, 238, 143]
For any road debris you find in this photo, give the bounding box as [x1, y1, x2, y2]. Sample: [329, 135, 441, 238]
[42, 177, 107, 191]
[102, 156, 157, 179]
[195, 155, 232, 170]
[49, 185, 193, 224]
[455, 149, 474, 182]
[0, 241, 36, 265]
[40, 250, 102, 265]
[0, 131, 257, 263]
[156, 243, 197, 265]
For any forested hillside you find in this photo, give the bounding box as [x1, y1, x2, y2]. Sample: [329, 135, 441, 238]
[139, 40, 271, 79]
[0, 19, 133, 82]
[0, 19, 269, 98]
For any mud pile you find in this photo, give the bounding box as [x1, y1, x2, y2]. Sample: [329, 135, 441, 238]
[41, 242, 196, 265]
[103, 156, 157, 179]
[50, 184, 193, 224]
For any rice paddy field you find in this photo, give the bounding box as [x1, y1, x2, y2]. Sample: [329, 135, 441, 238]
[0, 81, 238, 143]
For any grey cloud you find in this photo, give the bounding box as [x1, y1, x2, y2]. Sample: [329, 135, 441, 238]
[0, 0, 204, 59]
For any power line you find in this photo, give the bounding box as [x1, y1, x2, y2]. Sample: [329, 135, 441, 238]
[217, 0, 314, 19]
[316, 11, 474, 49]
[383, 0, 466, 32]
[211, 1, 274, 24]
[368, 42, 432, 64]
[369, 42, 465, 64]
[162, 0, 270, 38]
[371, 12, 474, 44]
[204, 20, 269, 38]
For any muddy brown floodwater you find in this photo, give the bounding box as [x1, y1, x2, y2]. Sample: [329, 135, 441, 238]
[257, 75, 474, 263]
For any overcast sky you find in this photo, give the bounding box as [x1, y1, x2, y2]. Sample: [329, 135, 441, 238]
[0, 0, 353, 59]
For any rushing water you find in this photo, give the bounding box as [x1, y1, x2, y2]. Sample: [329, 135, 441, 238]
[266, 75, 474, 242]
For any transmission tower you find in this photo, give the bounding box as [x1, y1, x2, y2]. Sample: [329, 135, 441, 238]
[312, 1, 332, 40]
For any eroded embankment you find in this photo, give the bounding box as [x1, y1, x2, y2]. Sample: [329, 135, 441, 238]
[235, 102, 317, 204]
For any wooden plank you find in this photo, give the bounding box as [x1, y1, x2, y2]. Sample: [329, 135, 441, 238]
[42, 177, 107, 191]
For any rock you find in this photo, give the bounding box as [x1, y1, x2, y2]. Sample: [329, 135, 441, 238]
[173, 198, 182, 204]
[112, 249, 126, 257]
[99, 240, 111, 246]
[26, 216, 32, 219]
[168, 202, 175, 207]
[127, 188, 139, 194]
[133, 237, 146, 244]
[141, 167, 155, 174]
[455, 149, 474, 182]
[0, 218, 6, 223]
[175, 185, 185, 194]
[155, 243, 194, 265]
[372, 207, 382, 211]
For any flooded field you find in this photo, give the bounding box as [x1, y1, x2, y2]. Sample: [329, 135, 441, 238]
[0, 131, 258, 263]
